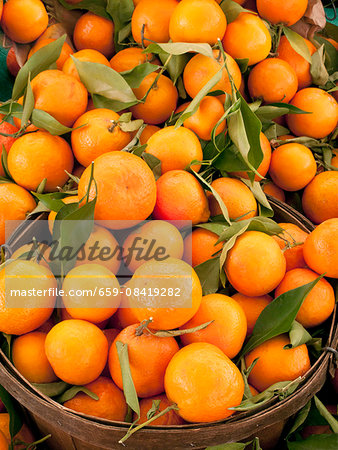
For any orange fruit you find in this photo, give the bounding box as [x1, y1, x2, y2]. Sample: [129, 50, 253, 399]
[222, 13, 271, 66]
[273, 223, 308, 271]
[165, 342, 244, 422]
[11, 242, 51, 269]
[12, 96, 38, 132]
[6, 46, 20, 77]
[131, 0, 178, 44]
[262, 180, 286, 202]
[277, 36, 316, 89]
[287, 88, 338, 139]
[101, 328, 120, 376]
[12, 331, 57, 383]
[225, 231, 286, 296]
[257, 0, 308, 26]
[130, 72, 178, 124]
[0, 260, 56, 335]
[180, 293, 247, 358]
[246, 334, 311, 392]
[1, 0, 48, 44]
[153, 170, 210, 225]
[109, 323, 179, 397]
[0, 121, 19, 177]
[248, 58, 298, 104]
[275, 268, 335, 328]
[208, 177, 257, 220]
[48, 195, 79, 234]
[71, 108, 132, 167]
[64, 376, 127, 421]
[232, 293, 272, 336]
[45, 319, 108, 385]
[169, 0, 227, 44]
[269, 143, 317, 191]
[0, 430, 7, 449]
[302, 171, 338, 224]
[331, 149, 338, 169]
[183, 50, 242, 99]
[0, 1, 2, 21]
[62, 49, 110, 81]
[109, 282, 139, 329]
[110, 47, 159, 72]
[78, 151, 157, 228]
[134, 394, 185, 425]
[30, 69, 88, 127]
[0, 413, 34, 448]
[73, 12, 114, 58]
[145, 126, 203, 173]
[8, 131, 74, 192]
[59, 303, 109, 330]
[183, 227, 223, 267]
[249, 385, 259, 396]
[139, 125, 160, 145]
[36, 22, 71, 43]
[28, 38, 73, 70]
[303, 218, 338, 278]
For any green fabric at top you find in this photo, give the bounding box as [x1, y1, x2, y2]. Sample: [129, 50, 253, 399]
[0, 47, 14, 102]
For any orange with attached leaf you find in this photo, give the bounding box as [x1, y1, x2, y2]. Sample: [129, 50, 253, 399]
[134, 394, 185, 425]
[232, 293, 272, 336]
[48, 195, 79, 234]
[28, 39, 73, 70]
[183, 227, 223, 267]
[273, 223, 308, 271]
[110, 47, 160, 72]
[0, 413, 35, 448]
[62, 49, 110, 81]
[0, 120, 19, 177]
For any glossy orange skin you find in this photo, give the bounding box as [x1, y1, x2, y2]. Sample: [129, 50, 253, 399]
[12, 332, 57, 383]
[183, 227, 223, 267]
[109, 323, 179, 398]
[139, 125, 160, 145]
[287, 88, 338, 139]
[63, 49, 110, 81]
[132, 0, 178, 44]
[257, 0, 308, 26]
[110, 47, 159, 72]
[0, 121, 19, 177]
[262, 181, 286, 202]
[131, 72, 178, 124]
[165, 342, 245, 422]
[169, 0, 227, 45]
[232, 293, 272, 336]
[1, 0, 48, 44]
[0, 1, 2, 21]
[180, 293, 247, 359]
[134, 394, 185, 425]
[269, 143, 317, 191]
[225, 231, 286, 296]
[246, 334, 311, 392]
[73, 12, 115, 58]
[273, 223, 308, 271]
[302, 171, 338, 224]
[222, 13, 271, 66]
[277, 36, 316, 89]
[208, 177, 257, 221]
[275, 268, 335, 328]
[303, 218, 338, 278]
[28, 39, 73, 70]
[8, 131, 74, 192]
[153, 170, 210, 225]
[64, 376, 127, 421]
[248, 58, 298, 104]
[45, 320, 108, 385]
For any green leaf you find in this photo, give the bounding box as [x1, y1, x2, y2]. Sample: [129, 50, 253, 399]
[58, 0, 110, 18]
[142, 153, 161, 180]
[288, 321, 312, 348]
[255, 103, 309, 121]
[57, 386, 99, 404]
[313, 35, 338, 75]
[1, 145, 12, 180]
[146, 400, 161, 419]
[219, 222, 249, 267]
[144, 42, 214, 59]
[242, 180, 273, 216]
[119, 119, 143, 133]
[106, 0, 134, 51]
[311, 45, 329, 86]
[287, 434, 338, 450]
[151, 321, 213, 337]
[21, 74, 34, 129]
[121, 63, 159, 89]
[286, 400, 311, 438]
[314, 396, 338, 433]
[160, 52, 190, 84]
[92, 94, 137, 112]
[0, 385, 23, 438]
[32, 381, 69, 398]
[31, 109, 73, 135]
[32, 192, 69, 212]
[116, 341, 140, 417]
[206, 444, 248, 450]
[194, 257, 221, 295]
[197, 222, 228, 236]
[220, 0, 247, 23]
[283, 28, 312, 63]
[235, 58, 249, 73]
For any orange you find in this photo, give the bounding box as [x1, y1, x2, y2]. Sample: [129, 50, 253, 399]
[0, 260, 56, 335]
[287, 88, 338, 139]
[6, 46, 20, 77]
[45, 319, 108, 385]
[0, 183, 36, 245]
[11, 242, 51, 269]
[153, 170, 210, 225]
[0, 120, 19, 177]
[109, 323, 179, 397]
[71, 108, 132, 167]
[30, 69, 88, 127]
[8, 131, 74, 192]
[302, 171, 338, 224]
[78, 151, 157, 228]
[1, 0, 48, 44]
[208, 177, 257, 220]
[110, 47, 159, 72]
[277, 36, 316, 89]
[109, 281, 139, 329]
[222, 13, 271, 66]
[269, 143, 317, 191]
[130, 72, 178, 124]
[331, 149, 338, 169]
[64, 376, 127, 421]
[257, 0, 308, 26]
[28, 38, 73, 70]
[0, 430, 7, 449]
[36, 22, 71, 43]
[169, 0, 227, 45]
[131, 0, 178, 44]
[263, 180, 286, 202]
[232, 293, 272, 336]
[59, 303, 109, 330]
[246, 334, 311, 392]
[139, 125, 160, 145]
[0, 0, 2, 20]
[180, 293, 247, 358]
[101, 328, 120, 376]
[183, 50, 242, 99]
[62, 49, 110, 81]
[273, 223, 308, 271]
[12, 331, 57, 383]
[303, 218, 338, 278]
[73, 12, 114, 58]
[275, 268, 335, 328]
[134, 394, 185, 425]
[145, 126, 203, 173]
[165, 342, 244, 422]
[48, 195, 79, 234]
[248, 58, 298, 104]
[0, 413, 34, 448]
[183, 227, 223, 267]
[225, 231, 286, 296]
[176, 96, 226, 141]
[12, 96, 38, 132]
